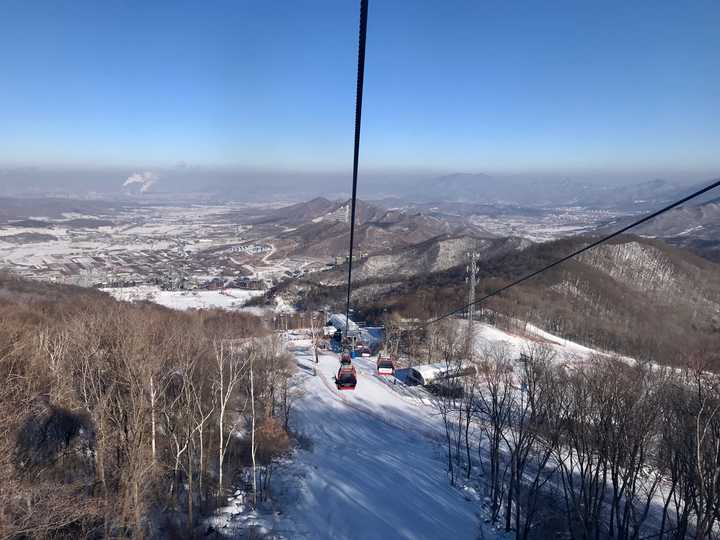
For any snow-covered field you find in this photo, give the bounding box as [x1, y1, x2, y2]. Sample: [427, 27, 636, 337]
[470, 207, 618, 242]
[101, 286, 264, 311]
[0, 202, 318, 288]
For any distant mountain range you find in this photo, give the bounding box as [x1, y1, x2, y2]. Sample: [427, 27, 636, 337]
[246, 179, 720, 262]
[412, 174, 718, 211]
[3, 164, 717, 213]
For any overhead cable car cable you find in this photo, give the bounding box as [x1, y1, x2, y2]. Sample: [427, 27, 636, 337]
[344, 0, 369, 337]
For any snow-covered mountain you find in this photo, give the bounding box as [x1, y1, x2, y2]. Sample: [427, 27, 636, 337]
[253, 198, 495, 257]
[632, 198, 720, 262]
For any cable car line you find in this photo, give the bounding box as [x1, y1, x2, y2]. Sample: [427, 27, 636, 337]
[344, 0, 369, 338]
[336, 0, 719, 355]
[412, 177, 720, 331]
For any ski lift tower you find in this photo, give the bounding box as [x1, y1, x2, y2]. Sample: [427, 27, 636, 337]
[466, 251, 479, 362]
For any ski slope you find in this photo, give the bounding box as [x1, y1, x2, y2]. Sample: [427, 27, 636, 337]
[473, 320, 636, 365]
[273, 343, 479, 540]
[209, 322, 627, 538]
[101, 286, 264, 311]
[271, 323, 633, 539]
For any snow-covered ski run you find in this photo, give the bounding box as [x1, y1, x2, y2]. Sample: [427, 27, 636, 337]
[208, 320, 637, 539]
[272, 341, 480, 540]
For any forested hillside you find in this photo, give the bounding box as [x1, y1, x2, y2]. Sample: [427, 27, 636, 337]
[0, 273, 295, 538]
[281, 235, 720, 366]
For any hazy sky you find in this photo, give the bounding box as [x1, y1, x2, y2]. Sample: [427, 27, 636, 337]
[1, 0, 719, 177]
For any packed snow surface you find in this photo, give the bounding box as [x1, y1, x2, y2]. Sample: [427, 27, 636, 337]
[270, 344, 479, 539]
[473, 321, 635, 364]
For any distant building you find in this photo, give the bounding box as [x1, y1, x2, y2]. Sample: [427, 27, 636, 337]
[407, 362, 477, 387]
[333, 252, 369, 267]
[323, 325, 337, 337]
[327, 313, 360, 337]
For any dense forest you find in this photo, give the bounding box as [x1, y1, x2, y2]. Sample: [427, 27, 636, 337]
[0, 273, 297, 538]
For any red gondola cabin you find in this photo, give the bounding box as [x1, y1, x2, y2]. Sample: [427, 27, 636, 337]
[336, 365, 357, 390]
[377, 356, 395, 376]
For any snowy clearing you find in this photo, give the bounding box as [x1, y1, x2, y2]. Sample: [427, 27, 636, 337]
[101, 286, 264, 311]
[474, 321, 615, 364]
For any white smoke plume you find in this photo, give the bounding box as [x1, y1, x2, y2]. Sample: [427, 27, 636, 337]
[123, 171, 159, 193]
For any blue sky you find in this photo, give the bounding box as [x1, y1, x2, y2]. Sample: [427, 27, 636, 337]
[1, 0, 719, 176]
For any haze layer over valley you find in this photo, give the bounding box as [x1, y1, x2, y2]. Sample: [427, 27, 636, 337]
[2, 173, 717, 292]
